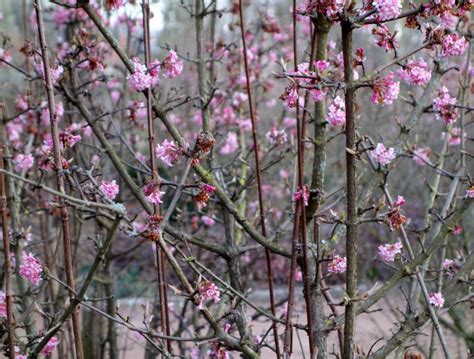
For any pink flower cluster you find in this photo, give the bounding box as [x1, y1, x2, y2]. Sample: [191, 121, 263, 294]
[156, 139, 181, 166]
[397, 59, 431, 86]
[162, 50, 183, 78]
[371, 143, 395, 166]
[143, 181, 165, 205]
[328, 255, 347, 274]
[100, 180, 120, 200]
[19, 252, 43, 286]
[127, 57, 160, 91]
[40, 336, 59, 356]
[327, 96, 346, 126]
[378, 242, 403, 262]
[197, 280, 221, 309]
[413, 147, 431, 166]
[293, 186, 309, 206]
[0, 291, 6, 318]
[372, 0, 402, 20]
[466, 186, 474, 198]
[433, 86, 458, 125]
[372, 25, 399, 52]
[266, 127, 287, 145]
[441, 33, 468, 57]
[429, 292, 445, 307]
[371, 72, 400, 105]
[280, 84, 300, 108]
[13, 153, 34, 172]
[105, 0, 126, 10]
[220, 132, 239, 155]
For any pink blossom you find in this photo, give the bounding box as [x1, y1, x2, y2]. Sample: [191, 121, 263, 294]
[372, 0, 402, 20]
[127, 57, 159, 91]
[446, 127, 463, 146]
[34, 59, 63, 85]
[155, 139, 181, 166]
[19, 252, 43, 286]
[100, 180, 119, 200]
[442, 259, 454, 270]
[293, 186, 309, 206]
[0, 291, 6, 318]
[198, 280, 221, 309]
[371, 72, 400, 105]
[310, 88, 327, 102]
[202, 215, 215, 226]
[232, 92, 248, 108]
[413, 147, 431, 166]
[466, 186, 474, 198]
[201, 183, 216, 194]
[13, 153, 34, 172]
[441, 33, 468, 57]
[105, 0, 126, 10]
[372, 25, 399, 52]
[0, 48, 12, 64]
[162, 50, 183, 78]
[378, 242, 403, 262]
[440, 12, 458, 29]
[371, 143, 395, 166]
[429, 292, 445, 307]
[280, 84, 300, 108]
[266, 127, 288, 145]
[220, 132, 239, 155]
[397, 59, 431, 86]
[145, 190, 166, 205]
[327, 96, 346, 126]
[40, 336, 59, 356]
[295, 270, 303, 282]
[452, 224, 463, 235]
[433, 87, 458, 125]
[14, 346, 27, 359]
[327, 255, 347, 274]
[393, 195, 405, 207]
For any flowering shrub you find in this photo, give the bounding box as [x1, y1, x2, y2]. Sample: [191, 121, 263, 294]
[0, 0, 472, 358]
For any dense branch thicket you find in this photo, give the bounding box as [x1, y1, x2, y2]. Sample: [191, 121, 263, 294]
[0, 0, 473, 358]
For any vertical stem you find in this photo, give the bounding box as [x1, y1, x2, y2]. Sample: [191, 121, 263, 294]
[0, 140, 15, 359]
[142, 0, 171, 352]
[195, 0, 210, 132]
[341, 18, 358, 359]
[33, 1, 84, 358]
[238, 2, 281, 357]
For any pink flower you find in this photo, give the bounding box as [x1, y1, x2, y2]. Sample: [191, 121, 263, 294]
[371, 143, 395, 166]
[198, 280, 221, 309]
[19, 252, 43, 286]
[100, 180, 119, 200]
[266, 127, 287, 145]
[127, 57, 159, 91]
[202, 215, 215, 226]
[280, 84, 300, 108]
[13, 153, 34, 172]
[328, 255, 347, 274]
[162, 50, 183, 78]
[220, 132, 239, 155]
[378, 242, 403, 262]
[0, 291, 6, 318]
[14, 346, 27, 359]
[440, 12, 458, 29]
[310, 88, 327, 102]
[293, 186, 309, 206]
[231, 92, 248, 108]
[413, 147, 431, 166]
[155, 139, 181, 166]
[372, 25, 399, 52]
[452, 224, 463, 235]
[441, 33, 468, 57]
[433, 87, 458, 125]
[327, 96, 346, 126]
[371, 72, 399, 105]
[201, 184, 216, 194]
[442, 259, 454, 270]
[393, 195, 405, 207]
[466, 186, 474, 198]
[446, 127, 463, 146]
[105, 0, 126, 10]
[397, 59, 431, 86]
[40, 336, 59, 356]
[372, 0, 402, 20]
[0, 48, 12, 64]
[295, 270, 303, 282]
[145, 190, 166, 205]
[429, 292, 445, 307]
